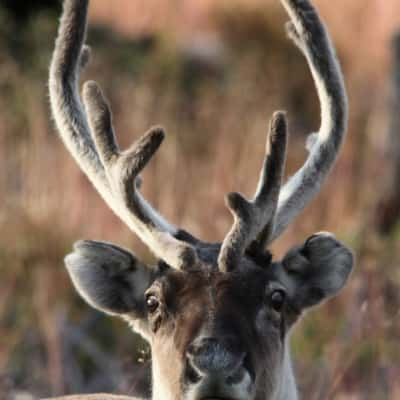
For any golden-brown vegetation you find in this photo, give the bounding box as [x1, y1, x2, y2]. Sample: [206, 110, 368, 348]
[1, 0, 400, 399]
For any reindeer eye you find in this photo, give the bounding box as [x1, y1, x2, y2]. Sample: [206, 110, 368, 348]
[146, 295, 160, 314]
[270, 290, 286, 312]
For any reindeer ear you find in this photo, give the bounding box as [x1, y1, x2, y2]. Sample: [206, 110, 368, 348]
[65, 241, 156, 317]
[280, 233, 354, 309]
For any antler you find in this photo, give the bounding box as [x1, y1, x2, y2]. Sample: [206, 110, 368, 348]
[218, 113, 288, 272]
[49, 0, 198, 269]
[271, 0, 348, 241]
[218, 0, 348, 271]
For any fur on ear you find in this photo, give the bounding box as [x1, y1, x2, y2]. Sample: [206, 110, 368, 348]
[279, 232, 354, 309]
[65, 240, 156, 317]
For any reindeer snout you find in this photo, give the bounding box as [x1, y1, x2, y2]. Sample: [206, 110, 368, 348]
[186, 336, 246, 382]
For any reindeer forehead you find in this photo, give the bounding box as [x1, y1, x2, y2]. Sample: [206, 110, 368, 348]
[159, 266, 271, 308]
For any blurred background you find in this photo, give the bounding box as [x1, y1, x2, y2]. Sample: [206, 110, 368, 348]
[1, 0, 400, 399]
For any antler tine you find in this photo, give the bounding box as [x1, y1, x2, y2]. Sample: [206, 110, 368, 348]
[218, 112, 288, 272]
[49, 0, 109, 195]
[268, 0, 348, 242]
[82, 82, 198, 267]
[252, 113, 289, 248]
[49, 0, 199, 270]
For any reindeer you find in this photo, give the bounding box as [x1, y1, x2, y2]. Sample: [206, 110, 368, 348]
[48, 0, 354, 399]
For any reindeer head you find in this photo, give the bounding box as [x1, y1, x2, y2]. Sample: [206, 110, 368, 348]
[49, 1, 354, 399]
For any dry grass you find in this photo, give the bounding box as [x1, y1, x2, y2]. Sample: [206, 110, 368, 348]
[1, 0, 400, 398]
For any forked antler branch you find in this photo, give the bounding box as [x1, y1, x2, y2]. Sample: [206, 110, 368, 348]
[218, 113, 288, 272]
[218, 0, 348, 270]
[49, 0, 198, 269]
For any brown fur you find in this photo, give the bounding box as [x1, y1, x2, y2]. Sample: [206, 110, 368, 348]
[48, 0, 353, 399]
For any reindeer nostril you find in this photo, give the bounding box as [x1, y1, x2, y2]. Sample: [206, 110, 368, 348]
[226, 365, 245, 385]
[243, 352, 255, 381]
[185, 358, 202, 384]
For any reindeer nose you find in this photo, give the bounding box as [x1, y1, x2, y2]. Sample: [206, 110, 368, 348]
[186, 336, 246, 382]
